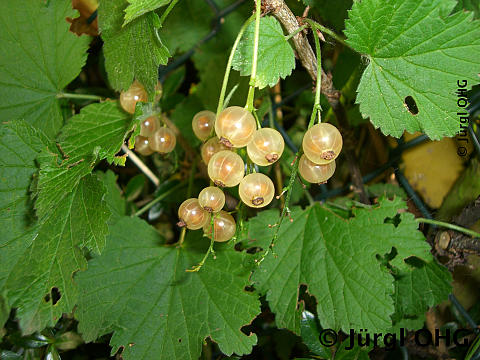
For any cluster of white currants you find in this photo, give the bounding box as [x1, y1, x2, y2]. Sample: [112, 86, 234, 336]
[120, 80, 177, 156]
[298, 123, 343, 184]
[177, 106, 286, 242]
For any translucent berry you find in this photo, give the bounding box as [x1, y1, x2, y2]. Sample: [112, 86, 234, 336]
[302, 123, 343, 164]
[239, 173, 275, 208]
[150, 127, 176, 153]
[134, 136, 154, 156]
[207, 150, 244, 187]
[201, 137, 228, 165]
[198, 186, 225, 213]
[298, 154, 336, 184]
[119, 80, 148, 114]
[140, 115, 159, 137]
[215, 106, 256, 148]
[177, 198, 209, 230]
[203, 210, 236, 242]
[247, 128, 285, 166]
[192, 110, 216, 141]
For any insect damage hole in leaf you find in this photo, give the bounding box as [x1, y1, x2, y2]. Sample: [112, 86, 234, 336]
[43, 287, 61, 305]
[404, 96, 419, 115]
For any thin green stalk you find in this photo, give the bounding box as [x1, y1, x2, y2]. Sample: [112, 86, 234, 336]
[304, 19, 322, 127]
[159, 0, 181, 26]
[57, 93, 103, 101]
[178, 227, 187, 247]
[245, 0, 262, 112]
[134, 182, 186, 217]
[284, 24, 308, 41]
[416, 218, 480, 239]
[308, 19, 349, 49]
[216, 15, 255, 117]
[223, 83, 240, 110]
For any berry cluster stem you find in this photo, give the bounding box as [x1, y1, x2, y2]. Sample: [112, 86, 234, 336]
[187, 215, 216, 272]
[245, 0, 262, 112]
[216, 15, 255, 117]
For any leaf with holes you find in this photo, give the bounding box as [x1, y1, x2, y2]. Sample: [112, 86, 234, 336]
[99, 0, 170, 94]
[251, 198, 450, 334]
[344, 0, 480, 139]
[0, 0, 90, 137]
[4, 174, 110, 334]
[232, 16, 296, 89]
[76, 217, 260, 360]
[34, 101, 137, 219]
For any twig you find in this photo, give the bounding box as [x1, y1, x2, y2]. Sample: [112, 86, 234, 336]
[56, 93, 104, 101]
[122, 144, 160, 186]
[417, 218, 480, 239]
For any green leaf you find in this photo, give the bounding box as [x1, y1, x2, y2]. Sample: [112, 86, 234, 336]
[232, 16, 296, 89]
[76, 217, 260, 360]
[96, 171, 127, 219]
[124, 0, 171, 25]
[454, 0, 480, 18]
[344, 0, 480, 139]
[251, 198, 447, 334]
[99, 0, 170, 94]
[5, 174, 110, 333]
[0, 121, 53, 306]
[300, 311, 332, 358]
[34, 101, 137, 219]
[0, 1, 90, 137]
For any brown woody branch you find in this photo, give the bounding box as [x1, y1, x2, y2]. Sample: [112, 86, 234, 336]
[262, 0, 370, 204]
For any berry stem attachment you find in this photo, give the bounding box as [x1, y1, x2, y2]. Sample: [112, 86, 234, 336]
[178, 227, 187, 247]
[284, 24, 308, 41]
[416, 218, 480, 239]
[245, 0, 262, 112]
[122, 144, 160, 186]
[56, 93, 104, 101]
[216, 15, 255, 118]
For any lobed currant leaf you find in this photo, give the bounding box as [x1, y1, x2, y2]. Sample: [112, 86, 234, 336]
[344, 0, 480, 139]
[0, 1, 90, 137]
[76, 217, 260, 360]
[250, 198, 451, 334]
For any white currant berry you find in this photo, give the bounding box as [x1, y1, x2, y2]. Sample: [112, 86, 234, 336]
[302, 123, 343, 164]
[207, 150, 244, 187]
[198, 186, 225, 213]
[247, 128, 285, 166]
[150, 127, 176, 153]
[298, 154, 336, 183]
[201, 137, 228, 165]
[203, 210, 236, 242]
[239, 173, 275, 208]
[134, 136, 154, 156]
[119, 80, 148, 114]
[215, 106, 256, 148]
[177, 198, 209, 230]
[192, 110, 215, 141]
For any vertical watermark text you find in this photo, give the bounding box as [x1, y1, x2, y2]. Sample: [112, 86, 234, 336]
[456, 79, 469, 157]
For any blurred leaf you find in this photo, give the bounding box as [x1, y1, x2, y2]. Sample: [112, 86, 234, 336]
[125, 174, 146, 201]
[366, 183, 407, 200]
